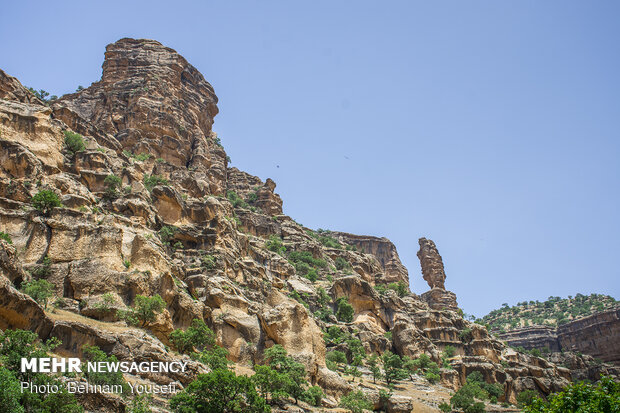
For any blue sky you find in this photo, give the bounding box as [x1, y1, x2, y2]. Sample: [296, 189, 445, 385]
[1, 1, 618, 316]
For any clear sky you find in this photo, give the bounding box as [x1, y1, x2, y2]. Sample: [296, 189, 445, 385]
[1, 1, 618, 317]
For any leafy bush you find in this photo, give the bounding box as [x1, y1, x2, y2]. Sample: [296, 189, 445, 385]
[170, 319, 216, 354]
[517, 389, 538, 408]
[0, 329, 82, 412]
[459, 328, 473, 342]
[143, 174, 169, 191]
[301, 385, 323, 407]
[31, 189, 62, 215]
[64, 130, 85, 155]
[339, 390, 373, 413]
[258, 344, 308, 404]
[200, 254, 217, 270]
[265, 235, 286, 255]
[334, 257, 350, 270]
[0, 231, 12, 244]
[327, 350, 347, 364]
[318, 235, 341, 249]
[387, 281, 408, 297]
[524, 376, 619, 412]
[158, 225, 176, 243]
[336, 297, 354, 323]
[30, 255, 52, 278]
[288, 251, 327, 268]
[103, 174, 122, 199]
[438, 402, 451, 412]
[82, 345, 129, 392]
[118, 294, 166, 327]
[226, 190, 248, 208]
[170, 369, 269, 413]
[22, 279, 54, 308]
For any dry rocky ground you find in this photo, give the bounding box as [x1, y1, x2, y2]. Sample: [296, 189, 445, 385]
[0, 38, 613, 412]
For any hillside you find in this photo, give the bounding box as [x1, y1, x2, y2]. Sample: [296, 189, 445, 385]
[480, 294, 618, 333]
[0, 38, 613, 412]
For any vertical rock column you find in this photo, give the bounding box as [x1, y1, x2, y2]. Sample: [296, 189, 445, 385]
[417, 237, 459, 311]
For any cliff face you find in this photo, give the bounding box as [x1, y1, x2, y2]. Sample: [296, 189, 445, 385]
[498, 308, 620, 366]
[0, 38, 583, 411]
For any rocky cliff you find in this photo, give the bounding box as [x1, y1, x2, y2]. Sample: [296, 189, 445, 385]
[0, 38, 585, 412]
[499, 308, 620, 366]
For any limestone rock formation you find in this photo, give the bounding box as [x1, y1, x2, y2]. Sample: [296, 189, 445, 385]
[331, 232, 409, 286]
[499, 308, 620, 365]
[417, 237, 458, 311]
[417, 237, 446, 289]
[0, 38, 596, 412]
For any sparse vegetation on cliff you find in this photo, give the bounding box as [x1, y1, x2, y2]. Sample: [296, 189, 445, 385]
[481, 293, 617, 332]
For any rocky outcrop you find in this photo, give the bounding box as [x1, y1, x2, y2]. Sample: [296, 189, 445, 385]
[331, 232, 409, 286]
[498, 308, 620, 365]
[53, 38, 227, 196]
[0, 38, 592, 411]
[417, 238, 458, 311]
[417, 238, 446, 289]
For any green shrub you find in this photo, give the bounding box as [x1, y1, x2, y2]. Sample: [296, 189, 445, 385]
[22, 279, 54, 309]
[158, 225, 176, 243]
[327, 350, 347, 364]
[103, 174, 122, 199]
[118, 294, 166, 327]
[339, 390, 373, 413]
[128, 394, 152, 413]
[0, 231, 13, 244]
[265, 235, 286, 255]
[439, 402, 452, 412]
[288, 251, 327, 268]
[517, 389, 538, 408]
[425, 371, 440, 384]
[524, 376, 619, 412]
[459, 328, 473, 342]
[387, 281, 409, 297]
[64, 130, 85, 155]
[31, 255, 52, 278]
[318, 235, 341, 249]
[0, 329, 82, 412]
[301, 385, 323, 407]
[226, 190, 248, 208]
[334, 257, 350, 270]
[31, 189, 62, 215]
[169, 319, 216, 354]
[82, 345, 129, 392]
[336, 297, 354, 322]
[200, 254, 217, 270]
[170, 370, 269, 413]
[143, 174, 169, 191]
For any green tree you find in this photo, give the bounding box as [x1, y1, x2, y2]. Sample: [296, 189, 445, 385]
[301, 386, 324, 407]
[169, 319, 216, 354]
[263, 345, 307, 404]
[339, 390, 373, 413]
[381, 351, 407, 386]
[336, 297, 354, 323]
[118, 294, 166, 327]
[0, 231, 12, 244]
[169, 370, 269, 413]
[31, 190, 62, 215]
[524, 376, 619, 413]
[0, 329, 82, 412]
[103, 174, 122, 199]
[128, 394, 152, 413]
[143, 174, 169, 191]
[367, 354, 382, 384]
[22, 279, 54, 309]
[64, 131, 85, 155]
[198, 345, 231, 371]
[82, 345, 129, 392]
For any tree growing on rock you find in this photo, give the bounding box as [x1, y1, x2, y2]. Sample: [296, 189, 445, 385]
[31, 190, 62, 215]
[118, 294, 165, 327]
[22, 279, 54, 309]
[170, 369, 269, 413]
[336, 297, 354, 323]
